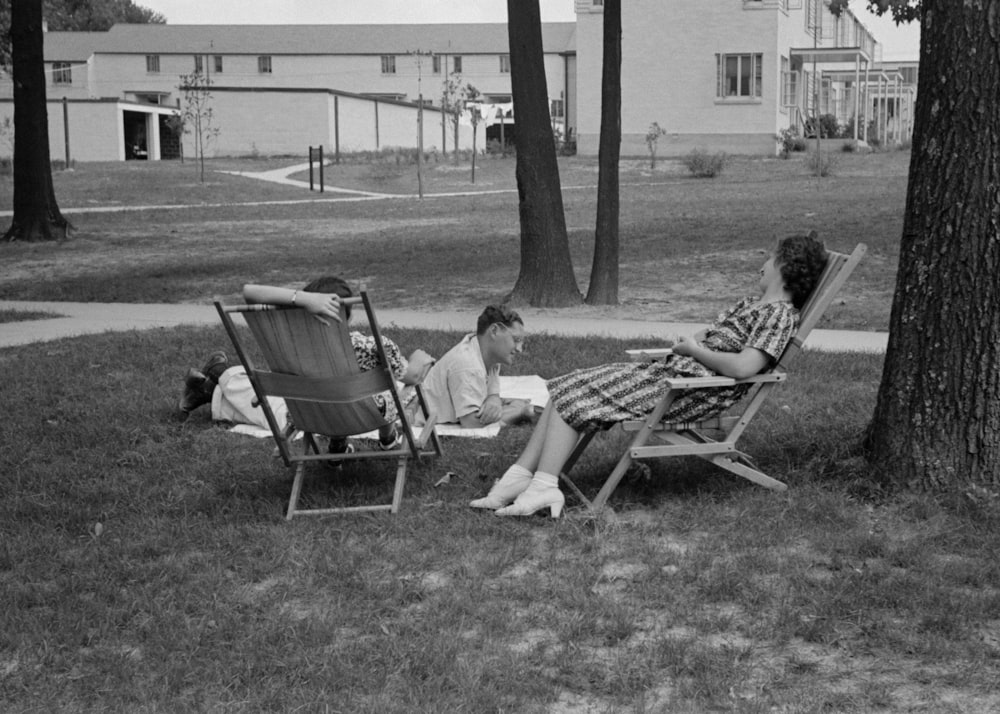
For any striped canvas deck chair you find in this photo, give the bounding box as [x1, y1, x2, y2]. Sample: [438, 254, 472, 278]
[558, 243, 867, 514]
[215, 291, 441, 519]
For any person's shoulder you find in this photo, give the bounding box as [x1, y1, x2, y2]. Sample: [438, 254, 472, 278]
[751, 300, 798, 326]
[440, 333, 477, 357]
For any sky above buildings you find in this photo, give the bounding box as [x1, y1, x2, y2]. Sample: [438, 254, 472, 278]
[137, 0, 920, 61]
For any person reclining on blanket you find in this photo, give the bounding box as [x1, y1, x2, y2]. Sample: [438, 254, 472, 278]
[180, 280, 531, 444]
[419, 304, 535, 428]
[470, 233, 828, 518]
[179, 275, 435, 452]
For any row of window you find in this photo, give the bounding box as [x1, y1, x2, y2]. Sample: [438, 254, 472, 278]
[139, 53, 504, 77]
[381, 54, 506, 75]
[133, 51, 760, 102]
[56, 51, 764, 105]
[144, 54, 271, 74]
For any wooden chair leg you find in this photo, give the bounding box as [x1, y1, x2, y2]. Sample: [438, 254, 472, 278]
[590, 449, 635, 512]
[708, 455, 788, 491]
[286, 461, 307, 520]
[390, 457, 408, 514]
[558, 431, 597, 509]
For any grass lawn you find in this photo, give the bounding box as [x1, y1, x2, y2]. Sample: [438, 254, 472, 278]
[5, 151, 998, 712]
[2, 325, 998, 712]
[0, 150, 904, 330]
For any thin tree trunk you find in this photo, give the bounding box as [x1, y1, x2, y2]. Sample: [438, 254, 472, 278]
[866, 0, 1000, 489]
[506, 0, 581, 307]
[3, 0, 69, 242]
[585, 0, 621, 305]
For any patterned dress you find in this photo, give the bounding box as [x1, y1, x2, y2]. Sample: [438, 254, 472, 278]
[350, 331, 408, 422]
[547, 298, 798, 432]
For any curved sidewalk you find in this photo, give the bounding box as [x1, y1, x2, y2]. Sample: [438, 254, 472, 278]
[0, 300, 888, 353]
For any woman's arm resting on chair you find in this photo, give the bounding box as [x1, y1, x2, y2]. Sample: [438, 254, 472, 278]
[672, 337, 770, 380]
[242, 284, 343, 324]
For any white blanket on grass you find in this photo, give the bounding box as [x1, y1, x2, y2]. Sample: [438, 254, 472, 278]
[227, 375, 549, 440]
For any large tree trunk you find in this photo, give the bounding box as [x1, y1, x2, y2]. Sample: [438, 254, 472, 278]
[866, 0, 1000, 489]
[585, 0, 621, 306]
[3, 0, 69, 242]
[506, 0, 581, 307]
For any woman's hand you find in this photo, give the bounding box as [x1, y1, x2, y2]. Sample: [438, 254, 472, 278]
[674, 334, 770, 380]
[671, 334, 700, 358]
[300, 291, 343, 326]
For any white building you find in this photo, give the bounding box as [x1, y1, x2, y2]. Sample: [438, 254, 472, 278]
[0, 4, 913, 162]
[574, 0, 912, 156]
[0, 22, 576, 161]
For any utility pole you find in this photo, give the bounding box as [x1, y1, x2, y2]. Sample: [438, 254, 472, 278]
[811, 0, 822, 173]
[409, 49, 432, 198]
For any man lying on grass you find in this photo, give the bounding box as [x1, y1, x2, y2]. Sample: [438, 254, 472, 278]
[419, 304, 535, 429]
[179, 278, 532, 451]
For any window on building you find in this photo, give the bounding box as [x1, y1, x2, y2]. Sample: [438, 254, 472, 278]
[453, 55, 463, 74]
[805, 0, 821, 34]
[381, 55, 396, 74]
[194, 55, 204, 73]
[258, 55, 272, 74]
[716, 53, 763, 99]
[146, 55, 160, 73]
[550, 99, 564, 118]
[499, 54, 511, 73]
[432, 55, 441, 74]
[780, 56, 796, 109]
[214, 55, 223, 73]
[52, 61, 72, 84]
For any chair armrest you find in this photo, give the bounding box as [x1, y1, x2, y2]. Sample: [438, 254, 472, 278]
[626, 348, 673, 361]
[662, 371, 786, 389]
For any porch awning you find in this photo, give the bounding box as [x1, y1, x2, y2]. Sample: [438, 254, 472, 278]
[789, 46, 872, 64]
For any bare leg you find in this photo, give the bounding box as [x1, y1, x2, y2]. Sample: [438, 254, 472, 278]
[514, 403, 556, 472]
[535, 407, 581, 476]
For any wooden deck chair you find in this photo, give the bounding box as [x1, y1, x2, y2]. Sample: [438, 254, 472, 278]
[558, 243, 867, 513]
[214, 291, 441, 519]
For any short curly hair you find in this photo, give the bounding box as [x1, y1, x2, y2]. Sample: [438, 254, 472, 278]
[775, 232, 828, 309]
[476, 304, 522, 335]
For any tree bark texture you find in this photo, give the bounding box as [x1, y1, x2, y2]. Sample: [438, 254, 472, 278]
[585, 0, 622, 305]
[867, 0, 1000, 489]
[506, 0, 581, 307]
[4, 0, 69, 242]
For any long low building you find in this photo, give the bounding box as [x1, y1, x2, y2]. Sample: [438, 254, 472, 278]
[0, 21, 575, 162]
[0, 2, 915, 163]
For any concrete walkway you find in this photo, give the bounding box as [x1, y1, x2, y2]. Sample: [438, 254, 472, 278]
[0, 299, 888, 352]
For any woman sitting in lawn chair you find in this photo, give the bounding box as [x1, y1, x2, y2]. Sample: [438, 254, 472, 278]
[180, 275, 436, 453]
[471, 233, 829, 518]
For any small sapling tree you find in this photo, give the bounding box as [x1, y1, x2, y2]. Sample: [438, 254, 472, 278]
[441, 72, 464, 160]
[463, 83, 483, 183]
[645, 121, 667, 169]
[178, 70, 220, 182]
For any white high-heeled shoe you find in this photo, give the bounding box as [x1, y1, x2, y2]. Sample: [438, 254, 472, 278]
[469, 470, 532, 510]
[494, 479, 564, 518]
